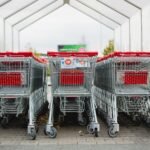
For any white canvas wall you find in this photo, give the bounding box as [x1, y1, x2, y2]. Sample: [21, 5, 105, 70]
[0, 18, 4, 51]
[130, 11, 141, 51]
[143, 5, 150, 50]
[120, 21, 130, 51]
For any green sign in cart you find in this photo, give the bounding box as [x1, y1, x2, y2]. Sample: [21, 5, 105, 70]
[58, 44, 86, 52]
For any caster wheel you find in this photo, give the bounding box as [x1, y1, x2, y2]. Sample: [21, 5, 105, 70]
[87, 125, 94, 134]
[108, 126, 118, 138]
[48, 127, 57, 138]
[28, 129, 36, 140]
[78, 117, 87, 126]
[1, 118, 8, 128]
[94, 128, 98, 137]
[43, 126, 47, 135]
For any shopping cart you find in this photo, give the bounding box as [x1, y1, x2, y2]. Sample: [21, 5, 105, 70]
[94, 52, 150, 137]
[0, 52, 47, 140]
[45, 51, 100, 138]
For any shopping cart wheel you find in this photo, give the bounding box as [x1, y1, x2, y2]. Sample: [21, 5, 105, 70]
[108, 126, 118, 138]
[1, 117, 9, 128]
[78, 117, 87, 126]
[94, 128, 98, 137]
[48, 127, 57, 138]
[87, 125, 94, 134]
[28, 129, 36, 140]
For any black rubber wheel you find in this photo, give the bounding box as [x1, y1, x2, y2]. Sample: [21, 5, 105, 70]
[87, 125, 94, 134]
[108, 126, 118, 138]
[78, 117, 87, 126]
[28, 129, 36, 140]
[29, 134, 36, 140]
[1, 118, 8, 128]
[48, 127, 57, 138]
[94, 128, 98, 137]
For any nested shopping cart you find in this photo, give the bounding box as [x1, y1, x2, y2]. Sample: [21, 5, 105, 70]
[45, 51, 100, 138]
[0, 52, 47, 140]
[94, 52, 150, 137]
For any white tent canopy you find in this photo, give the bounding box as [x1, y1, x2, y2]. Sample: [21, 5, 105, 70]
[0, 0, 150, 51]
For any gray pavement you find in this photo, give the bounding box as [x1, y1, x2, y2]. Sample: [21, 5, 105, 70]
[0, 118, 150, 150]
[0, 79, 150, 149]
[1, 145, 150, 150]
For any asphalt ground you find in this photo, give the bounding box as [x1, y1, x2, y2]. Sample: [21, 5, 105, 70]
[0, 78, 150, 149]
[0, 116, 150, 150]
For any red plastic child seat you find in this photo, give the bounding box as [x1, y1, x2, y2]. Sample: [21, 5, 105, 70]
[0, 72, 22, 86]
[60, 69, 84, 85]
[124, 71, 148, 84]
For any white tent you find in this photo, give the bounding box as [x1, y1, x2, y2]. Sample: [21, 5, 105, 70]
[0, 0, 150, 51]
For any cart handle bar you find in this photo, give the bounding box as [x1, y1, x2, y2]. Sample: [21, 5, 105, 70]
[47, 51, 98, 57]
[97, 51, 150, 62]
[0, 52, 47, 64]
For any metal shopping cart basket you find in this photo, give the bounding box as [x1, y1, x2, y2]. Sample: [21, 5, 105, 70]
[0, 52, 47, 140]
[94, 52, 150, 137]
[45, 51, 100, 138]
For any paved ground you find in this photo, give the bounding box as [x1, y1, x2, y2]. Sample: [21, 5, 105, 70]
[0, 80, 150, 149]
[0, 118, 150, 150]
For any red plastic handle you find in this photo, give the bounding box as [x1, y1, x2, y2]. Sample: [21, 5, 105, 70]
[47, 51, 98, 57]
[97, 51, 150, 62]
[113, 52, 150, 57]
[0, 52, 47, 64]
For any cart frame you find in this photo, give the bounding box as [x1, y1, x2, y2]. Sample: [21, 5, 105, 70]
[0, 52, 47, 140]
[45, 52, 100, 138]
[94, 52, 150, 137]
